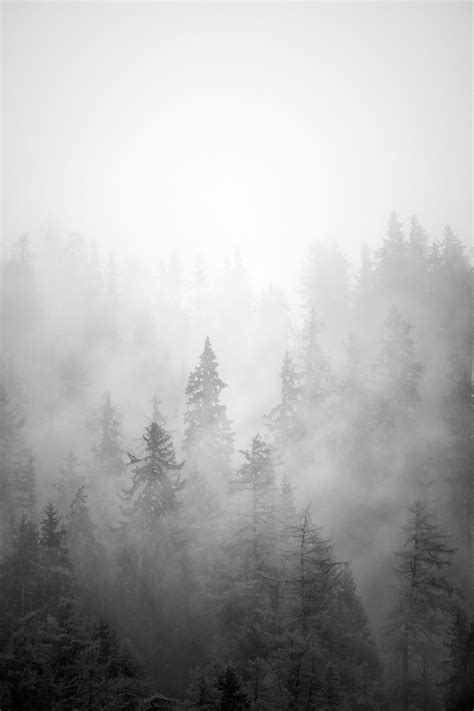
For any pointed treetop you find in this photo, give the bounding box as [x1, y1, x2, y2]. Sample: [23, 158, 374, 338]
[183, 337, 234, 470]
[123, 421, 184, 530]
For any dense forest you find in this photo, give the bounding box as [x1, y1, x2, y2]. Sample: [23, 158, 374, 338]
[0, 213, 472, 710]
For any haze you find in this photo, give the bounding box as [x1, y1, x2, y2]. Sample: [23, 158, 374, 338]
[2, 1, 471, 289]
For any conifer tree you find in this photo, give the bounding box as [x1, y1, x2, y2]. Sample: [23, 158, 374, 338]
[231, 434, 278, 569]
[0, 515, 41, 625]
[183, 337, 234, 481]
[265, 352, 302, 452]
[93, 390, 124, 477]
[0, 383, 27, 526]
[54, 449, 84, 514]
[384, 500, 458, 711]
[216, 665, 248, 711]
[66, 486, 105, 595]
[39, 501, 73, 609]
[299, 309, 332, 418]
[122, 421, 184, 538]
[11, 448, 36, 518]
[376, 307, 423, 431]
[375, 211, 408, 294]
[444, 606, 474, 710]
[275, 506, 342, 707]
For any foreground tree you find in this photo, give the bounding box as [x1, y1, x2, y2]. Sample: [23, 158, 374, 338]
[444, 606, 474, 710]
[384, 500, 458, 710]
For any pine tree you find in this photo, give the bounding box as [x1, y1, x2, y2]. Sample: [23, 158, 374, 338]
[298, 309, 332, 423]
[444, 606, 474, 710]
[216, 665, 248, 711]
[265, 352, 302, 452]
[332, 566, 382, 708]
[0, 383, 27, 527]
[122, 421, 184, 538]
[39, 501, 73, 609]
[66, 486, 105, 596]
[184, 663, 220, 709]
[375, 211, 408, 294]
[376, 307, 423, 431]
[93, 390, 124, 477]
[0, 515, 41, 626]
[231, 434, 278, 569]
[11, 448, 36, 518]
[275, 506, 342, 708]
[54, 449, 84, 514]
[384, 500, 458, 711]
[183, 337, 234, 482]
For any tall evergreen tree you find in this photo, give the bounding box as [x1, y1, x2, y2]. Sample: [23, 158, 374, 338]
[66, 486, 105, 597]
[183, 337, 234, 482]
[54, 449, 84, 515]
[444, 606, 474, 710]
[299, 309, 332, 418]
[384, 500, 458, 711]
[39, 501, 73, 610]
[231, 434, 278, 570]
[0, 515, 41, 627]
[265, 352, 302, 452]
[122, 421, 184, 540]
[93, 390, 124, 477]
[375, 307, 423, 431]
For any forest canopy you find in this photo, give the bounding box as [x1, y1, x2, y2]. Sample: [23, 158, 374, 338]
[0, 213, 472, 710]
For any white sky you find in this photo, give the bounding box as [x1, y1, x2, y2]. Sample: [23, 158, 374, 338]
[2, 2, 472, 290]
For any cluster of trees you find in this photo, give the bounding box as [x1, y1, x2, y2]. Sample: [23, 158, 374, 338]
[0, 212, 472, 709]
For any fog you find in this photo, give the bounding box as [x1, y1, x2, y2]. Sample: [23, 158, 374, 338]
[2, 2, 471, 289]
[0, 3, 472, 710]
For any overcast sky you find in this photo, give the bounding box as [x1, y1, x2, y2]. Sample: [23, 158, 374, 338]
[2, 2, 472, 290]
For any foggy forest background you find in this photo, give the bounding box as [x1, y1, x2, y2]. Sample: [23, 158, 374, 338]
[0, 213, 472, 710]
[1, 1, 473, 710]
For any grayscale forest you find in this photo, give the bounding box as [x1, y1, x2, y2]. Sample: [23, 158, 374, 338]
[1, 2, 472, 709]
[0, 216, 472, 710]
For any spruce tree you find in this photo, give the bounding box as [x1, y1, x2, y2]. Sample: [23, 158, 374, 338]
[66, 486, 105, 595]
[376, 307, 423, 431]
[11, 448, 36, 518]
[39, 501, 73, 609]
[0, 383, 27, 526]
[231, 434, 278, 569]
[265, 352, 302, 452]
[54, 449, 84, 514]
[384, 500, 458, 710]
[444, 607, 474, 710]
[183, 337, 234, 481]
[298, 309, 332, 427]
[375, 211, 408, 294]
[122, 421, 184, 538]
[93, 390, 124, 477]
[216, 665, 248, 711]
[0, 515, 41, 625]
